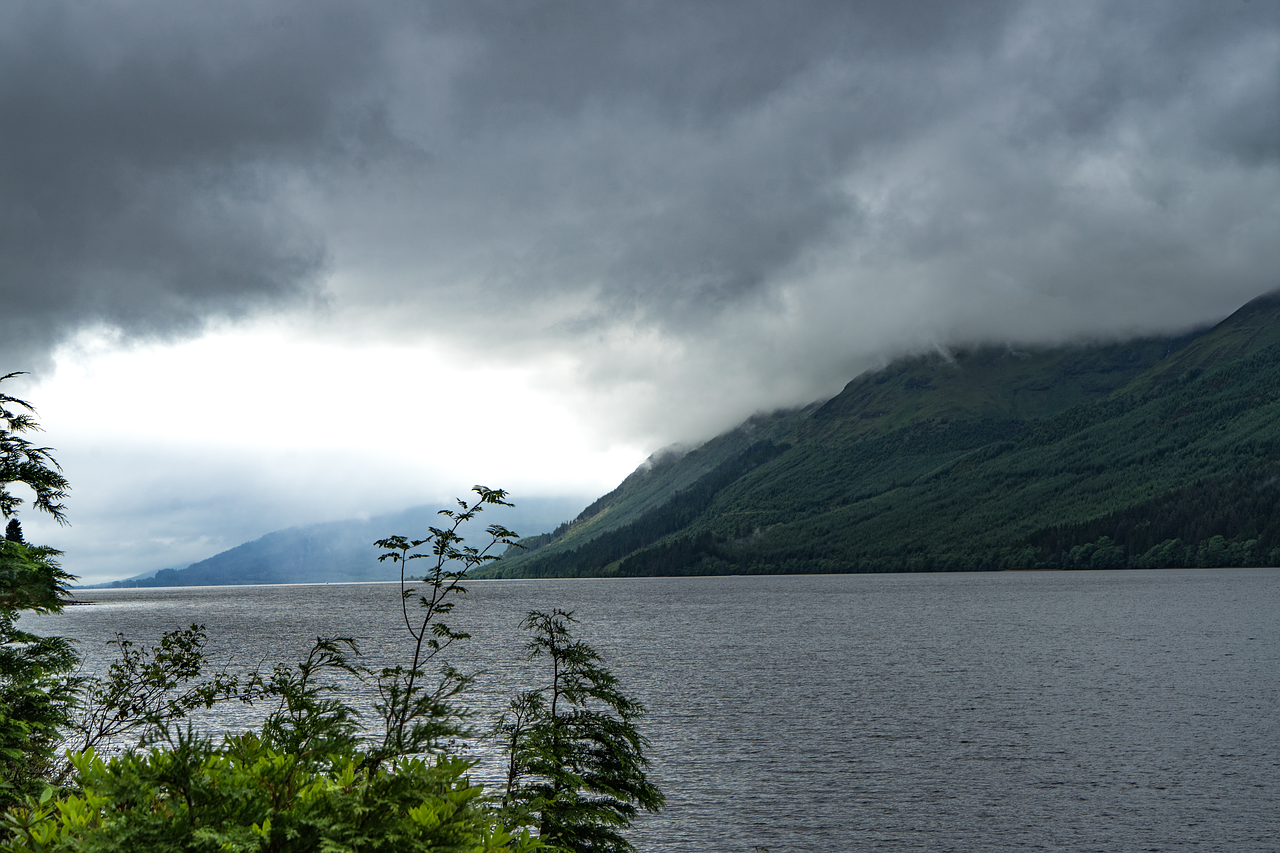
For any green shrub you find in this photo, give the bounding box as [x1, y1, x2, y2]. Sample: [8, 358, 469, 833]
[3, 739, 539, 853]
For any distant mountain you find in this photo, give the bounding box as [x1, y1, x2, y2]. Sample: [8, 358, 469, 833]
[93, 496, 584, 587]
[478, 290, 1280, 577]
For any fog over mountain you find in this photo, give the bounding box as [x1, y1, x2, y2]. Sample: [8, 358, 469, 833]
[2, 1, 1277, 581]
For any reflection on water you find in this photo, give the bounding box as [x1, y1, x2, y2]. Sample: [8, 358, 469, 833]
[34, 569, 1280, 852]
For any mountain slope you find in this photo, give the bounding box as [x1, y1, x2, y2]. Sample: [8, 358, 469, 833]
[479, 291, 1280, 577]
[96, 497, 581, 587]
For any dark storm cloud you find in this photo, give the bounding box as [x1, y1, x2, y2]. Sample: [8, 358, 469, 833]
[3, 0, 1278, 385]
[0, 0, 387, 367]
[392, 0, 1029, 323]
[325, 0, 1280, 349]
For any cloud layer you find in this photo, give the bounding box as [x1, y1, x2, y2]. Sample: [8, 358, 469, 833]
[4, 0, 1279, 462]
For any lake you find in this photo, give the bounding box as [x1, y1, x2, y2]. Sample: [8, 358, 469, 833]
[33, 569, 1280, 852]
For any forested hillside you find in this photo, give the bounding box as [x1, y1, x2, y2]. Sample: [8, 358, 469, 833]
[479, 291, 1280, 577]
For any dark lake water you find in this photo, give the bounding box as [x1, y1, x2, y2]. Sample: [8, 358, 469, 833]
[32, 569, 1280, 852]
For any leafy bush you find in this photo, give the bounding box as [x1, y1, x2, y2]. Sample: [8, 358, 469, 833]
[3, 740, 536, 853]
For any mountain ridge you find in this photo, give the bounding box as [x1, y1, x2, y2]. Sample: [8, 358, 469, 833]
[478, 290, 1280, 577]
[88, 496, 584, 587]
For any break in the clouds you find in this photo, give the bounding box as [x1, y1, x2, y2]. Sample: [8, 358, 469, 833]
[3, 1, 1280, 579]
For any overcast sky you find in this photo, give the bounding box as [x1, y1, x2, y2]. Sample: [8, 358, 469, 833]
[3, 0, 1278, 583]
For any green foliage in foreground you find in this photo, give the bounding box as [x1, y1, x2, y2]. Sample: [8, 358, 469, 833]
[0, 490, 661, 852]
[0, 541, 79, 805]
[499, 611, 663, 853]
[0, 374, 69, 526]
[0, 378, 662, 853]
[483, 291, 1280, 577]
[4, 742, 529, 853]
[0, 375, 81, 806]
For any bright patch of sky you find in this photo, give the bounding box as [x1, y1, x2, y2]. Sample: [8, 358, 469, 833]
[22, 321, 644, 583]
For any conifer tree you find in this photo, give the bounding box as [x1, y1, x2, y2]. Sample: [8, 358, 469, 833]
[1, 373, 69, 526]
[498, 610, 663, 853]
[0, 374, 77, 806]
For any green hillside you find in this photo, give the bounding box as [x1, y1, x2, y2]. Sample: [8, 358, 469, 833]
[479, 291, 1280, 577]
